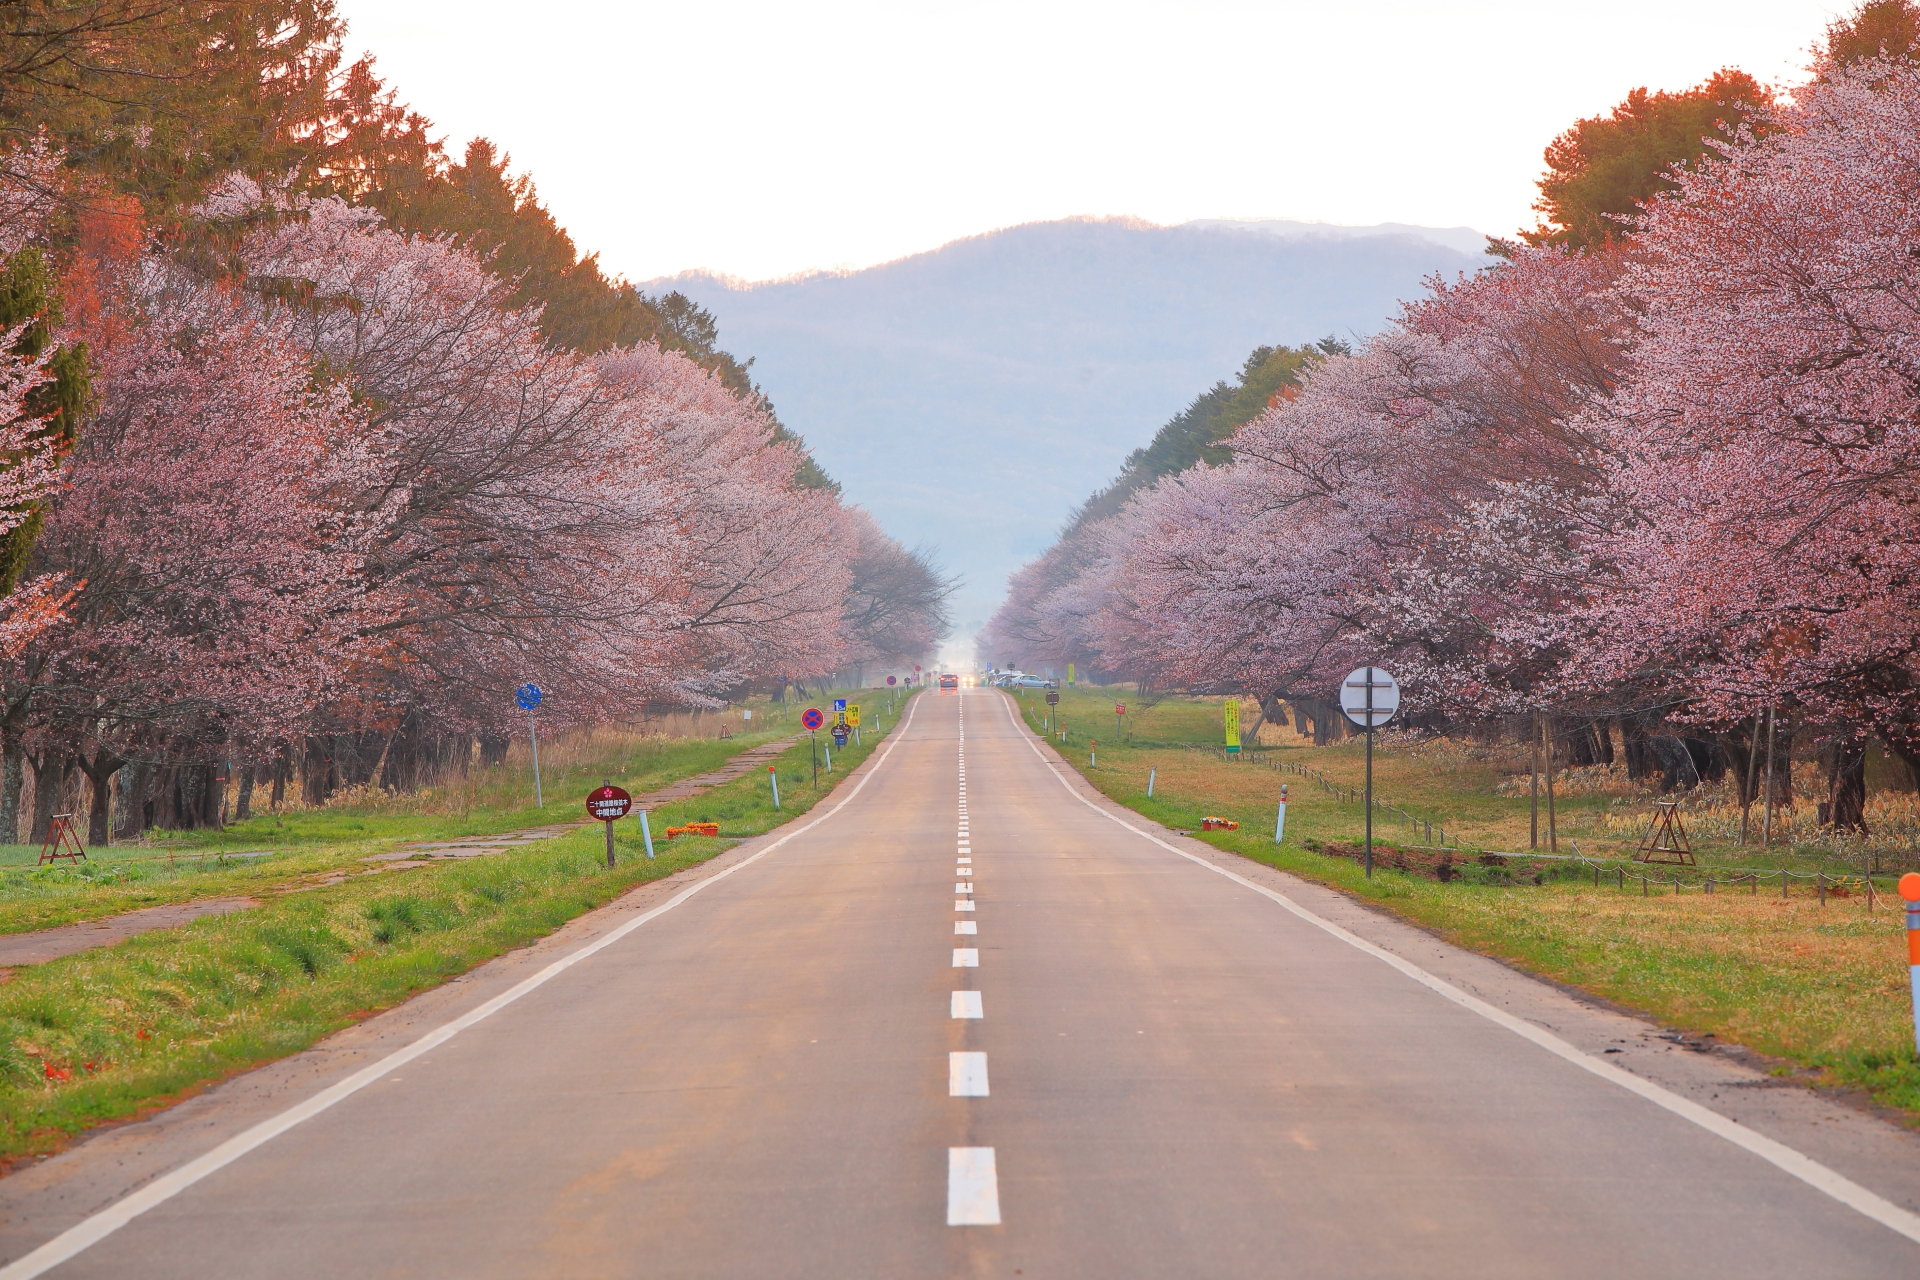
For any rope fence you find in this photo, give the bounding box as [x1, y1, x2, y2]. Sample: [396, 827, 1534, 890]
[1186, 744, 1463, 849]
[1181, 745, 1897, 910]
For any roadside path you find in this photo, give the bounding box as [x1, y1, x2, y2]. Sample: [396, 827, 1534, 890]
[0, 733, 809, 965]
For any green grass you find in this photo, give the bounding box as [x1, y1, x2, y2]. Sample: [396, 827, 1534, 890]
[0, 691, 914, 937]
[1010, 687, 1920, 1121]
[0, 692, 915, 1161]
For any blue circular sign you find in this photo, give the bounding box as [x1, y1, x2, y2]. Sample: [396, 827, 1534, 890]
[802, 707, 824, 731]
[515, 684, 543, 710]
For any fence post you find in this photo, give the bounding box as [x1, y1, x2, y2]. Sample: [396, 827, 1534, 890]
[1818, 871, 1826, 906]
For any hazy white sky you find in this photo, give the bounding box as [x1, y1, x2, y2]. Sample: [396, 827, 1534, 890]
[336, 1, 1840, 282]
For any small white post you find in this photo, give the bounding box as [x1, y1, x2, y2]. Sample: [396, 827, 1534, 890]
[639, 810, 655, 859]
[825, 745, 833, 773]
[1147, 766, 1156, 797]
[769, 765, 780, 810]
[1275, 784, 1288, 844]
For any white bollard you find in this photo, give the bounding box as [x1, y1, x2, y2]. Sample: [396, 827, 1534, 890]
[1147, 766, 1156, 798]
[1275, 784, 1288, 844]
[769, 764, 780, 810]
[639, 810, 656, 859]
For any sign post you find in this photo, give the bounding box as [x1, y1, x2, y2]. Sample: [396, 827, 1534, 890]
[586, 781, 632, 869]
[1067, 662, 1075, 687]
[1903, 873, 1920, 1058]
[1275, 783, 1289, 844]
[516, 684, 544, 807]
[1339, 667, 1401, 878]
[1115, 702, 1126, 737]
[803, 707, 824, 787]
[1224, 697, 1241, 756]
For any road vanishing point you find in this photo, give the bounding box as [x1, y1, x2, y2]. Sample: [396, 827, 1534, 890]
[1, 688, 1918, 1277]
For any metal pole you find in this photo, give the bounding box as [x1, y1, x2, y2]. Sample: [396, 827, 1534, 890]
[1365, 670, 1375, 879]
[811, 731, 818, 788]
[604, 820, 616, 869]
[528, 709, 542, 808]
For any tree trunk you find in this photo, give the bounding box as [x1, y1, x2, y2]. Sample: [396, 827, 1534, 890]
[85, 769, 112, 846]
[74, 747, 124, 848]
[114, 762, 150, 840]
[234, 765, 254, 822]
[0, 736, 22, 846]
[28, 750, 68, 846]
[1620, 717, 1651, 780]
[1821, 734, 1868, 832]
[301, 736, 335, 806]
[200, 764, 224, 830]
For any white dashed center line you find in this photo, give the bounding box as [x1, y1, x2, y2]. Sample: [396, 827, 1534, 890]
[949, 1052, 989, 1096]
[951, 991, 983, 1018]
[956, 857, 971, 864]
[952, 948, 978, 967]
[955, 883, 973, 894]
[947, 1148, 1000, 1225]
[955, 900, 975, 911]
[954, 921, 976, 934]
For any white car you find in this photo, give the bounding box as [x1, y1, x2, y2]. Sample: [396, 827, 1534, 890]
[1011, 674, 1056, 689]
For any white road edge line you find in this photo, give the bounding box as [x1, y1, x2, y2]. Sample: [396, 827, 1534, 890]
[995, 692, 1920, 1248]
[947, 1147, 1001, 1226]
[0, 698, 931, 1280]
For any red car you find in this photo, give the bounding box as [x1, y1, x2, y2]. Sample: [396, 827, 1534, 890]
[939, 673, 959, 689]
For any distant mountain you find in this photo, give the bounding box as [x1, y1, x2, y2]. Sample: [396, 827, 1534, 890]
[648, 216, 1485, 648]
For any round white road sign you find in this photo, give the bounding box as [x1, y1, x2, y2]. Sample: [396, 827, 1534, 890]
[1339, 666, 1400, 728]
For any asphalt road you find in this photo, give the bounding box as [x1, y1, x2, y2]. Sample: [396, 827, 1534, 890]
[4, 687, 1920, 1277]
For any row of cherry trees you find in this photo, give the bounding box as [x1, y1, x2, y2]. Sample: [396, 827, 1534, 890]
[985, 59, 1920, 830]
[0, 155, 947, 843]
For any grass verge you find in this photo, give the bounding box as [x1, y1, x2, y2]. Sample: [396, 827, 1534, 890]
[1010, 688, 1920, 1121]
[0, 690, 913, 937]
[0, 693, 913, 1162]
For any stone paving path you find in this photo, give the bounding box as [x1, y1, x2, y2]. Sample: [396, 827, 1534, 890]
[0, 897, 259, 969]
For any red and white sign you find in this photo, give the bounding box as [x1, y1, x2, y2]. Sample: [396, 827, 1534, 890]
[586, 784, 632, 822]
[1115, 703, 1127, 716]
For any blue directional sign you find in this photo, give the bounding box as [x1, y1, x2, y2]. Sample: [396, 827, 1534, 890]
[833, 698, 847, 712]
[515, 684, 543, 710]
